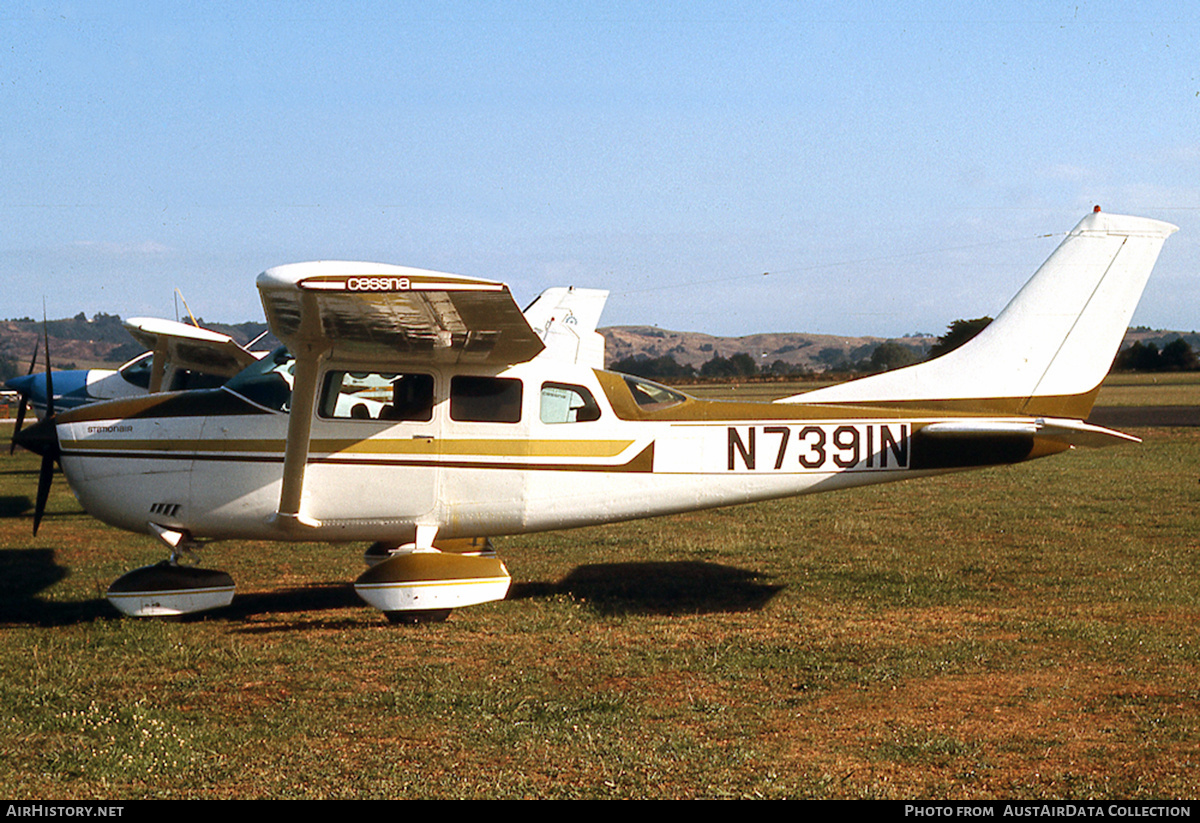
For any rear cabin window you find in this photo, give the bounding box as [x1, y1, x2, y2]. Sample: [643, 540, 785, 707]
[540, 382, 601, 423]
[450, 376, 522, 423]
[320, 371, 434, 421]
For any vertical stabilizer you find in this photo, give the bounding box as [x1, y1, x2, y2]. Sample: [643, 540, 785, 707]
[781, 210, 1178, 418]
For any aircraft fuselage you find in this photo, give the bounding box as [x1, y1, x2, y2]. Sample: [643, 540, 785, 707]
[53, 357, 1056, 546]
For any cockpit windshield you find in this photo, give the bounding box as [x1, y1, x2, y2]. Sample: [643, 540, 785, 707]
[620, 374, 687, 411]
[223, 346, 295, 411]
[118, 353, 154, 389]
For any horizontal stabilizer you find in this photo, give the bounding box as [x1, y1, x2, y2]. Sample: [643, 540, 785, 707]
[921, 417, 1140, 448]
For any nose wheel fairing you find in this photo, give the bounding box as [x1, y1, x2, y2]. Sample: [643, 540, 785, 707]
[105, 561, 236, 618]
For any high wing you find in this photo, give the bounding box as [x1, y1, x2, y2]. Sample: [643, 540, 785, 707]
[255, 261, 545, 534]
[123, 317, 262, 392]
[257, 261, 545, 366]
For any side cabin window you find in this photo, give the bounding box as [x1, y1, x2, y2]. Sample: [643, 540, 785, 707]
[320, 371, 434, 421]
[450, 376, 522, 423]
[540, 382, 601, 424]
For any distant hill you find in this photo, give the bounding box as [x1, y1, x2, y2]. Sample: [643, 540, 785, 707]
[0, 311, 1193, 375]
[0, 314, 271, 372]
[602, 326, 936, 374]
[1124, 327, 1200, 352]
[603, 325, 1200, 376]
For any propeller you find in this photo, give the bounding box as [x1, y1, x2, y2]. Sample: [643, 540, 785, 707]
[8, 336, 39, 455]
[13, 319, 60, 535]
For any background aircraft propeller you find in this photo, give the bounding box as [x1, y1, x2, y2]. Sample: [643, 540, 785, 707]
[8, 336, 39, 455]
[34, 320, 57, 535]
[12, 321, 60, 535]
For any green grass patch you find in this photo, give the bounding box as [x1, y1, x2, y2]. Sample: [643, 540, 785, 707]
[2, 424, 1199, 798]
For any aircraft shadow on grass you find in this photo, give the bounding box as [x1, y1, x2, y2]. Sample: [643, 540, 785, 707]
[0, 495, 32, 518]
[223, 560, 783, 624]
[512, 561, 784, 616]
[0, 479, 780, 624]
[0, 547, 93, 626]
[0, 553, 782, 627]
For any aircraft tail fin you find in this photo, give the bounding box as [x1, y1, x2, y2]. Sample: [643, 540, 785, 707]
[781, 209, 1178, 419]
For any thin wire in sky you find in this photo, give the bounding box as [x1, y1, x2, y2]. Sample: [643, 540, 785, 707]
[613, 232, 1064, 297]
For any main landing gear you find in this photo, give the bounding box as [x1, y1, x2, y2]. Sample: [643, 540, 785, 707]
[104, 526, 511, 623]
[355, 537, 512, 624]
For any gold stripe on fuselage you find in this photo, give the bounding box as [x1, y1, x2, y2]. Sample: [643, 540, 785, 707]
[591, 371, 1103, 422]
[62, 437, 637, 459]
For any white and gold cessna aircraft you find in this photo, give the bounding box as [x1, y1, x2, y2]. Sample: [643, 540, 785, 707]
[16, 208, 1178, 621]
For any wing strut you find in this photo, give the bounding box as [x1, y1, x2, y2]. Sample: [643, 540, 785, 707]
[270, 292, 328, 534]
[148, 338, 169, 393]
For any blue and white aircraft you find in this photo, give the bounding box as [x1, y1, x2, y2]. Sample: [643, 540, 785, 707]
[6, 317, 265, 420]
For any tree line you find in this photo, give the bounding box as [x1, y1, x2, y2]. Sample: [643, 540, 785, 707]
[610, 342, 927, 381]
[1112, 339, 1199, 372]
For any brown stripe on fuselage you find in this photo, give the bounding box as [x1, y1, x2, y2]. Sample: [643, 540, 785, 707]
[59, 388, 271, 425]
[593, 370, 1101, 423]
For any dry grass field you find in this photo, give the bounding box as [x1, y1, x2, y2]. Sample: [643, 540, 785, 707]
[0, 376, 1197, 799]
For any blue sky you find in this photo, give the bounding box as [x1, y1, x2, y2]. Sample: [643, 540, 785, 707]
[3, 1, 1197, 338]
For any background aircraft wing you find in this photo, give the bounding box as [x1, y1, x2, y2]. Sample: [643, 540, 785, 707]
[257, 262, 545, 366]
[123, 317, 261, 391]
